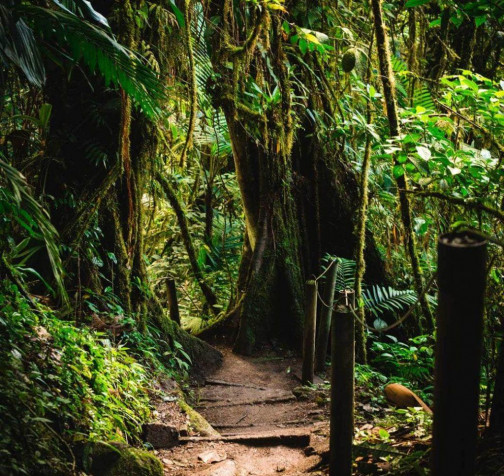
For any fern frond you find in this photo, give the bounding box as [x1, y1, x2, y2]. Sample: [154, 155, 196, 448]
[413, 85, 434, 111]
[188, 3, 231, 156]
[321, 255, 356, 292]
[335, 257, 357, 291]
[363, 285, 417, 318]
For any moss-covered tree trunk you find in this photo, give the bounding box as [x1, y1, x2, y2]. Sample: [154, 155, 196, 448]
[202, 2, 304, 353]
[41, 0, 222, 368]
[204, 0, 388, 354]
[372, 0, 434, 332]
[230, 131, 306, 354]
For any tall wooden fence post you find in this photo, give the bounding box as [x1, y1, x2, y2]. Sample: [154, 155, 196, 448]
[315, 263, 338, 373]
[330, 290, 355, 476]
[432, 231, 487, 476]
[302, 280, 318, 385]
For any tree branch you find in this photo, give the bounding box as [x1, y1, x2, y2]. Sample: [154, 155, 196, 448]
[156, 171, 220, 315]
[407, 190, 504, 222]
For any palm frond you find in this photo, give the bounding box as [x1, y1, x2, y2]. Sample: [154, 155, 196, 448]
[0, 155, 68, 304]
[19, 5, 166, 118]
[0, 4, 46, 87]
[51, 0, 110, 29]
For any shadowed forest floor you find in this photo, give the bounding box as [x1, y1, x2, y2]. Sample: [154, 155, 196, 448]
[159, 346, 330, 475]
[149, 338, 439, 475]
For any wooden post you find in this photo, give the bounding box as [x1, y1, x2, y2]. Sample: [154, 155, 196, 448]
[330, 290, 355, 476]
[166, 278, 181, 325]
[315, 263, 338, 373]
[302, 280, 318, 385]
[431, 231, 487, 476]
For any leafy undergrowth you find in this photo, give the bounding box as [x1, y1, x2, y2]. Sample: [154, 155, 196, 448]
[0, 281, 182, 475]
[310, 334, 435, 474]
[353, 398, 432, 475]
[349, 335, 434, 474]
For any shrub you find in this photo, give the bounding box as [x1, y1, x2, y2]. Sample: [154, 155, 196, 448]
[0, 281, 152, 475]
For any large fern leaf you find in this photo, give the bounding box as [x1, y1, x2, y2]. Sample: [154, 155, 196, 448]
[362, 285, 418, 318]
[413, 84, 435, 111]
[335, 257, 357, 292]
[188, 3, 231, 155]
[323, 255, 436, 323]
[321, 255, 356, 292]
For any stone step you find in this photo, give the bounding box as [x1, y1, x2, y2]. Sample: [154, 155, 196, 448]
[179, 429, 311, 448]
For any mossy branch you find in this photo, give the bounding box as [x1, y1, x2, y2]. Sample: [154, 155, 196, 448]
[434, 98, 504, 157]
[226, 2, 268, 60]
[407, 190, 504, 222]
[179, 0, 198, 167]
[220, 93, 265, 121]
[353, 33, 375, 365]
[372, 0, 433, 330]
[156, 171, 220, 315]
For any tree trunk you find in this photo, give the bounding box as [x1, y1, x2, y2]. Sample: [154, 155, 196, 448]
[39, 0, 222, 369]
[166, 278, 181, 325]
[156, 172, 220, 315]
[372, 0, 433, 332]
[204, 0, 389, 354]
[229, 123, 306, 353]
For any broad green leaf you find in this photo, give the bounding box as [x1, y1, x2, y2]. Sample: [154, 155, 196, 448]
[393, 164, 405, 178]
[448, 166, 461, 175]
[475, 16, 487, 27]
[169, 0, 185, 28]
[405, 0, 430, 7]
[416, 146, 431, 160]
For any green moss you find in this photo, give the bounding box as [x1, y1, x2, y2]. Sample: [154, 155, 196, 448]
[86, 442, 162, 476]
[178, 399, 220, 437]
[107, 448, 162, 476]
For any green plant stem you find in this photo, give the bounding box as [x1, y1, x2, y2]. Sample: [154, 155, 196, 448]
[179, 0, 197, 167]
[354, 32, 375, 365]
[371, 0, 433, 332]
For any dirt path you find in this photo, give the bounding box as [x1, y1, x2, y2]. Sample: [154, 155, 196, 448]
[159, 346, 330, 475]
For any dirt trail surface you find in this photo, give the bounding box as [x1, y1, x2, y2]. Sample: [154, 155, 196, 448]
[159, 346, 330, 475]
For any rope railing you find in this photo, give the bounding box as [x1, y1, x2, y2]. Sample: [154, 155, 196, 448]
[303, 260, 437, 387]
[316, 272, 437, 333]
